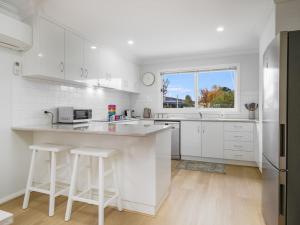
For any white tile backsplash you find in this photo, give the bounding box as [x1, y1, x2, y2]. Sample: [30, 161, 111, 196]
[12, 77, 131, 126]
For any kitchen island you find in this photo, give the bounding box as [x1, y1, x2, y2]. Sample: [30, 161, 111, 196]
[12, 122, 172, 215]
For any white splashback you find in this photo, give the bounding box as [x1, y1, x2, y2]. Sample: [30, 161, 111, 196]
[12, 76, 131, 126]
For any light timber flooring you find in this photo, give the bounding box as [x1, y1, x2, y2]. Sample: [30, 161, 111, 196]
[0, 161, 265, 225]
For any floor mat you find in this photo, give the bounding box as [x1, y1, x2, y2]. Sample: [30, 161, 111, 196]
[176, 160, 225, 174]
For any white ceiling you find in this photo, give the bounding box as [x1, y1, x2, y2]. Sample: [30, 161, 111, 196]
[8, 0, 273, 62]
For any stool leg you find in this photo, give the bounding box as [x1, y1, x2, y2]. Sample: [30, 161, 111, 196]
[22, 149, 37, 209]
[88, 156, 93, 198]
[49, 151, 57, 216]
[98, 157, 104, 225]
[112, 158, 122, 211]
[65, 154, 79, 221]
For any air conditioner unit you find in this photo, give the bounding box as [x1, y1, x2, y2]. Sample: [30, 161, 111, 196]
[0, 12, 32, 51]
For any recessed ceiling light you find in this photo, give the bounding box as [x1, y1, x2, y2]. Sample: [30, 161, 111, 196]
[90, 46, 97, 50]
[216, 26, 224, 32]
[128, 40, 134, 45]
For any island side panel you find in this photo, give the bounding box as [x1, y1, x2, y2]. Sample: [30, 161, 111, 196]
[154, 129, 172, 212]
[32, 131, 158, 215]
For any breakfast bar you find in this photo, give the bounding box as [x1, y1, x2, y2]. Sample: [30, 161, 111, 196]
[12, 122, 172, 215]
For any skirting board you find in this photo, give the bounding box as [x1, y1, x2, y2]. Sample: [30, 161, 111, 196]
[181, 156, 258, 167]
[0, 189, 25, 205]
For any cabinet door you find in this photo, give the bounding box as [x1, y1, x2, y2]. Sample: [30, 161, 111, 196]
[65, 31, 84, 81]
[38, 17, 65, 79]
[84, 41, 100, 79]
[181, 121, 202, 157]
[202, 122, 224, 159]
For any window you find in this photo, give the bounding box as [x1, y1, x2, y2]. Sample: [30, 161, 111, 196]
[161, 66, 238, 110]
[162, 72, 195, 108]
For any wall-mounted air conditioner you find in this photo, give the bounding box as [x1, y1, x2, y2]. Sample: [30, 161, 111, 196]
[0, 12, 32, 51]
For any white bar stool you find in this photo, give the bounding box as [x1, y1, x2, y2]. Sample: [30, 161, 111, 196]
[65, 147, 122, 225]
[22, 143, 72, 216]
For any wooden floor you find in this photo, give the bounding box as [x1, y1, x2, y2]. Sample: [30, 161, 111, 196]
[0, 161, 265, 225]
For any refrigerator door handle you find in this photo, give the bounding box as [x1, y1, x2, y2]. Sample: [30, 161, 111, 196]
[279, 184, 285, 216]
[280, 124, 286, 157]
[279, 171, 286, 225]
[280, 124, 287, 170]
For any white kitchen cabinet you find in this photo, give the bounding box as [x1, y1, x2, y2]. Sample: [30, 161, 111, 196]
[65, 31, 100, 82]
[181, 121, 202, 157]
[99, 48, 121, 89]
[65, 31, 84, 81]
[84, 41, 100, 80]
[99, 47, 139, 93]
[201, 122, 223, 159]
[180, 120, 257, 166]
[23, 16, 65, 79]
[223, 122, 255, 162]
[23, 15, 138, 93]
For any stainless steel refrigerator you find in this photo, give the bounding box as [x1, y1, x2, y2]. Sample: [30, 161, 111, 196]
[262, 31, 300, 225]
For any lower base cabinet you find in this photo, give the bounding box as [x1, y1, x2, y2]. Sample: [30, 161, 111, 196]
[181, 121, 202, 157]
[201, 122, 223, 159]
[180, 121, 258, 166]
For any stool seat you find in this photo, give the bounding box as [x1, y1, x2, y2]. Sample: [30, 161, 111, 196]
[29, 144, 72, 152]
[71, 147, 117, 158]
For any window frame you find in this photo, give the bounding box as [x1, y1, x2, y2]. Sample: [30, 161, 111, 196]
[159, 64, 240, 113]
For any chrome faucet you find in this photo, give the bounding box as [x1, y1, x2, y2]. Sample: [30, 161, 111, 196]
[199, 112, 203, 119]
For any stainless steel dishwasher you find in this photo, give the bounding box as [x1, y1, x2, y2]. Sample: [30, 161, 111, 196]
[154, 120, 181, 160]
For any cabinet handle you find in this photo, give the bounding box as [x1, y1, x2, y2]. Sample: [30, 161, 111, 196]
[60, 62, 64, 73]
[85, 68, 88, 78]
[80, 68, 84, 77]
[234, 135, 243, 138]
[234, 145, 243, 148]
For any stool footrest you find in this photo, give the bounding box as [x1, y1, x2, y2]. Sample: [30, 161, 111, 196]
[29, 182, 69, 197]
[72, 189, 119, 207]
[30, 187, 50, 195]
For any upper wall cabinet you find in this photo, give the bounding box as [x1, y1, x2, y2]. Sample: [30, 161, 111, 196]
[84, 40, 100, 80]
[65, 31, 100, 81]
[23, 16, 65, 79]
[65, 31, 84, 81]
[22, 15, 139, 93]
[98, 47, 140, 93]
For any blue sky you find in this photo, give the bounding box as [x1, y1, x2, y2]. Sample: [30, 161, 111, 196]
[163, 70, 235, 99]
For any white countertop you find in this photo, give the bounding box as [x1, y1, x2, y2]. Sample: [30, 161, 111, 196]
[12, 122, 172, 137]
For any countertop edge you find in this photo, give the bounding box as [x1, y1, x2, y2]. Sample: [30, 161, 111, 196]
[11, 125, 172, 137]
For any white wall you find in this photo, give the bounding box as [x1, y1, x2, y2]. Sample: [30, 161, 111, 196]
[0, 47, 32, 203]
[276, 0, 300, 33]
[131, 52, 259, 118]
[12, 77, 132, 126]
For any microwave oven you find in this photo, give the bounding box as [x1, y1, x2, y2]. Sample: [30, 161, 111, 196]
[58, 107, 92, 123]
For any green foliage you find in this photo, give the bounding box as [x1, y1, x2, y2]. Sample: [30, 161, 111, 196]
[199, 86, 234, 108]
[183, 95, 194, 107]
